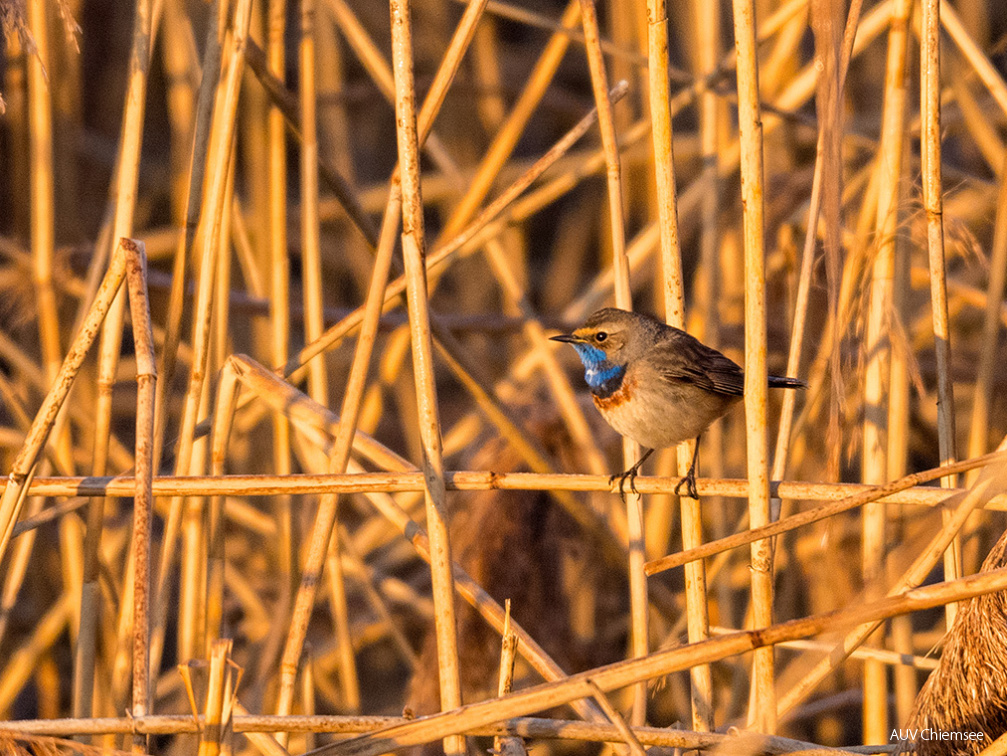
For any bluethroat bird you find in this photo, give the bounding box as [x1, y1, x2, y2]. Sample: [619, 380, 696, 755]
[551, 308, 806, 498]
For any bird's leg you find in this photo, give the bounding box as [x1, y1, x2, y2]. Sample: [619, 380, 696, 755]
[610, 447, 655, 498]
[674, 436, 702, 499]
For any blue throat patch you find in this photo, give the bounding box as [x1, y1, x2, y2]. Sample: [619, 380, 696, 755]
[572, 344, 626, 398]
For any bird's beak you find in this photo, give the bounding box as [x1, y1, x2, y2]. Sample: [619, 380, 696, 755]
[550, 333, 581, 344]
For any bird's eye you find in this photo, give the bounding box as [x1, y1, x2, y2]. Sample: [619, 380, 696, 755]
[595, 331, 608, 343]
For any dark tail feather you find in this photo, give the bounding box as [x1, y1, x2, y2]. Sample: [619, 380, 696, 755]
[769, 375, 807, 389]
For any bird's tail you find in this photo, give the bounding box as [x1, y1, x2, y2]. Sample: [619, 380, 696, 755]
[769, 375, 807, 389]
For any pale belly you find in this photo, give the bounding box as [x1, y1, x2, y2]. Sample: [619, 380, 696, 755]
[593, 378, 739, 449]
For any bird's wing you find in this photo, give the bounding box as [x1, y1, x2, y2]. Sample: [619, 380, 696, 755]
[650, 331, 745, 397]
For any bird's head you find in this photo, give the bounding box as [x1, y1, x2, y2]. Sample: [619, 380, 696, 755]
[550, 308, 655, 390]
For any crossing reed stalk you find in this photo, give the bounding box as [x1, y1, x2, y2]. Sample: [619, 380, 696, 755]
[731, 0, 776, 732]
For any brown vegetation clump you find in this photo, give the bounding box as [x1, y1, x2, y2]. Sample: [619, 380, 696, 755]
[405, 403, 626, 716]
[900, 530, 1007, 755]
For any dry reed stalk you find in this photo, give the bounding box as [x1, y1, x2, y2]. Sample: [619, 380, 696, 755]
[324, 529, 360, 712]
[302, 647, 316, 752]
[1, 713, 893, 753]
[26, 0, 83, 718]
[214, 159, 238, 364]
[966, 159, 1007, 480]
[232, 702, 290, 756]
[772, 0, 861, 488]
[86, 0, 153, 501]
[18, 468, 1007, 509]
[861, 0, 912, 740]
[160, 0, 198, 224]
[273, 0, 489, 724]
[646, 451, 1007, 574]
[730, 0, 776, 732]
[471, 18, 505, 132]
[922, 0, 961, 628]
[229, 198, 266, 301]
[771, 140, 820, 483]
[153, 0, 252, 675]
[298, 0, 328, 408]
[647, 0, 712, 728]
[978, 734, 1007, 756]
[743, 634, 939, 670]
[152, 0, 222, 471]
[208, 172, 238, 604]
[135, 6, 223, 698]
[57, 508, 83, 634]
[891, 603, 917, 724]
[338, 525, 419, 671]
[690, 0, 730, 659]
[295, 0, 357, 716]
[638, 0, 693, 568]
[26, 0, 70, 473]
[693, 0, 724, 353]
[177, 374, 212, 663]
[196, 640, 235, 756]
[586, 678, 648, 756]
[108, 537, 138, 735]
[303, 566, 1007, 756]
[72, 0, 153, 724]
[777, 442, 1007, 717]
[123, 241, 156, 755]
[0, 239, 132, 566]
[578, 0, 647, 725]
[493, 602, 527, 756]
[950, 71, 1006, 176]
[265, 0, 295, 701]
[206, 361, 240, 652]
[389, 4, 462, 751]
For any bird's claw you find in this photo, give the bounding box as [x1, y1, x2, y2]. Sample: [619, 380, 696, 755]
[609, 469, 639, 500]
[674, 470, 699, 499]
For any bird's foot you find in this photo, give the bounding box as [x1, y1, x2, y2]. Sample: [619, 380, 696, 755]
[608, 448, 655, 500]
[609, 467, 641, 500]
[674, 468, 699, 499]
